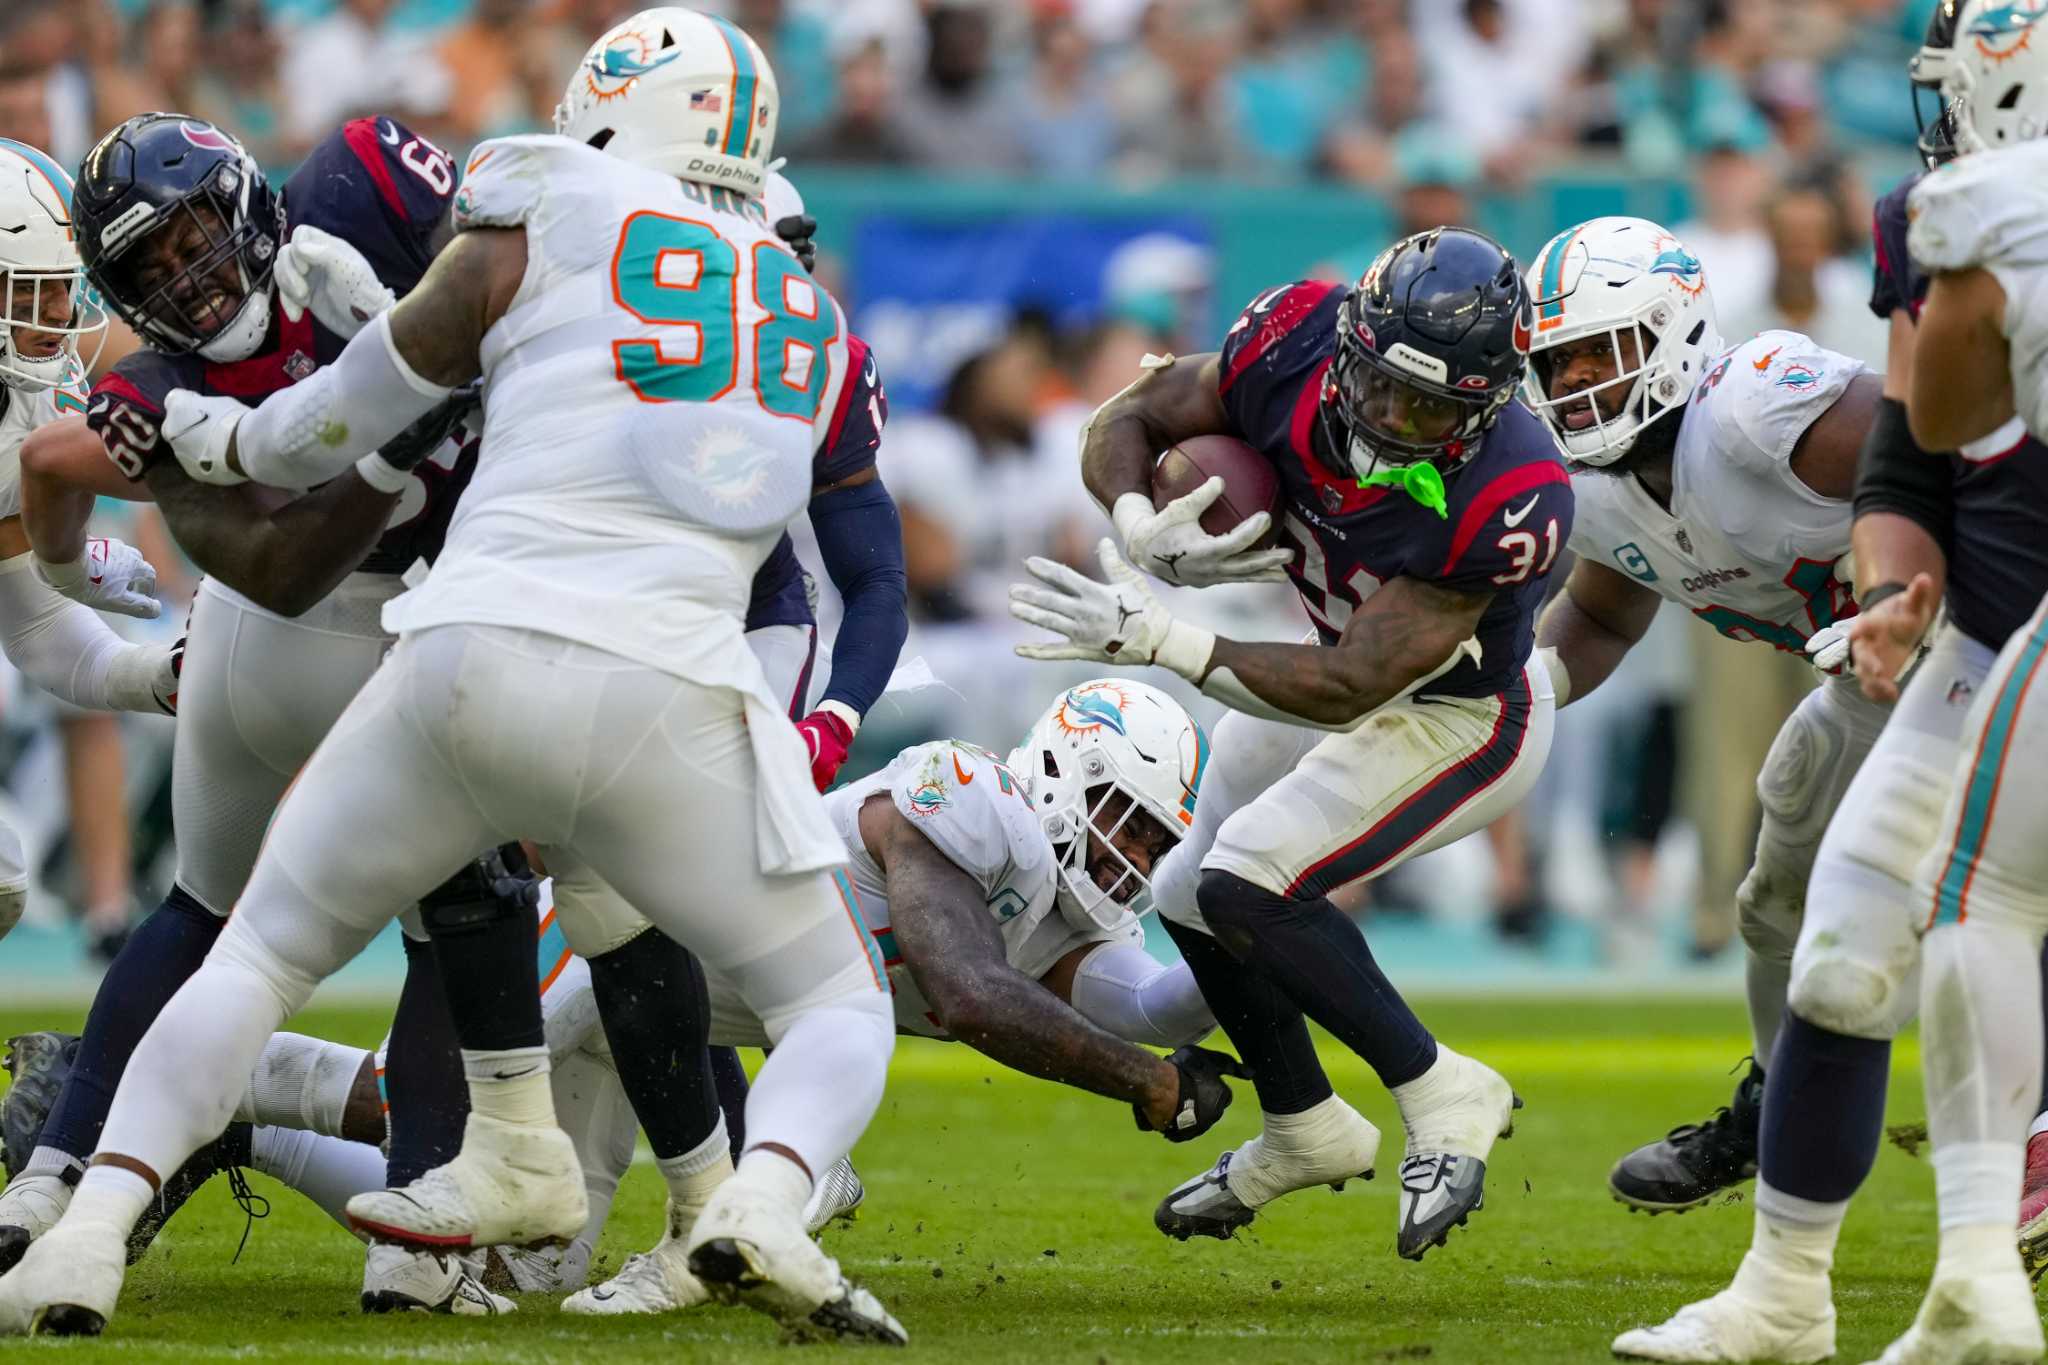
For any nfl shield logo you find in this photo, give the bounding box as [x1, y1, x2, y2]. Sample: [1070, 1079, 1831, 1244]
[1674, 527, 1693, 554]
[284, 350, 314, 381]
[1321, 484, 1344, 513]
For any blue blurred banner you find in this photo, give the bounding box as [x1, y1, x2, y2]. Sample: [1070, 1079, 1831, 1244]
[850, 213, 1212, 411]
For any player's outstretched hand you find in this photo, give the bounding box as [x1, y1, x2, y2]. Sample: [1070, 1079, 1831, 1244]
[1012, 539, 1176, 664]
[32, 537, 162, 619]
[1115, 477, 1291, 587]
[275, 224, 396, 339]
[161, 389, 249, 486]
[1846, 573, 1939, 705]
[1138, 1045, 1249, 1142]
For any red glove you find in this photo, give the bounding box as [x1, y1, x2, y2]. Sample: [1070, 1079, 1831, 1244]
[794, 704, 857, 791]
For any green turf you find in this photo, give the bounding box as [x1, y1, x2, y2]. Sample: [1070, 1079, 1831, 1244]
[0, 997, 1944, 1363]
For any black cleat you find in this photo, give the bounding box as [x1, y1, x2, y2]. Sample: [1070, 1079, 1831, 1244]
[0, 1223, 27, 1275]
[1608, 1058, 1763, 1214]
[126, 1123, 259, 1265]
[2, 1032, 80, 1180]
[1155, 1150, 1259, 1241]
[31, 1303, 106, 1337]
[1395, 1152, 1486, 1260]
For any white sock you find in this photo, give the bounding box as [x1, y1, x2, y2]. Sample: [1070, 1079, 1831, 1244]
[1921, 922, 2042, 1237]
[1744, 1182, 1845, 1287]
[461, 1047, 555, 1128]
[747, 1001, 891, 1182]
[1746, 950, 1792, 1062]
[237, 1034, 368, 1136]
[657, 1120, 733, 1236]
[2028, 1110, 2048, 1143]
[22, 1145, 84, 1181]
[1933, 1221, 2023, 1279]
[69, 1164, 153, 1235]
[250, 1127, 385, 1236]
[1228, 1095, 1371, 1206]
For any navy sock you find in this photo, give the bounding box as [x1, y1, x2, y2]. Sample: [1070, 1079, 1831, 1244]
[383, 934, 467, 1186]
[710, 1047, 749, 1159]
[41, 884, 222, 1159]
[1758, 1011, 1890, 1204]
[588, 927, 719, 1161]
[418, 847, 544, 1053]
[1162, 915, 1333, 1114]
[1198, 869, 1437, 1090]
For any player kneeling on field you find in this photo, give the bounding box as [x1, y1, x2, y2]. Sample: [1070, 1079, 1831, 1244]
[561, 679, 1242, 1315]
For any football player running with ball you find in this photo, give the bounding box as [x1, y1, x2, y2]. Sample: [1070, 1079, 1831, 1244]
[1010, 228, 1572, 1259]
[0, 7, 903, 1344]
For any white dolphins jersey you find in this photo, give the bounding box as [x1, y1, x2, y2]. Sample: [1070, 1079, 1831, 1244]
[827, 739, 1128, 1039]
[1909, 140, 2048, 442]
[1567, 330, 1864, 654]
[383, 134, 851, 681]
[0, 366, 86, 522]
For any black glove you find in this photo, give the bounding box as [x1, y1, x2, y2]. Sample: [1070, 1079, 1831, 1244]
[375, 380, 482, 472]
[775, 212, 819, 273]
[1135, 1045, 1249, 1143]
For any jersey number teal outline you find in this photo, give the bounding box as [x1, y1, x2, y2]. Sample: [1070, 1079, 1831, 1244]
[609, 212, 838, 422]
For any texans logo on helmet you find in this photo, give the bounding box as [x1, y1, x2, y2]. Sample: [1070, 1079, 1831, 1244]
[178, 122, 238, 153]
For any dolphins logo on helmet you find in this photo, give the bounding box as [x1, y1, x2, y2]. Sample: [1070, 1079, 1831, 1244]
[1053, 682, 1129, 737]
[584, 30, 680, 101]
[1968, 1, 2048, 60]
[1649, 244, 1706, 297]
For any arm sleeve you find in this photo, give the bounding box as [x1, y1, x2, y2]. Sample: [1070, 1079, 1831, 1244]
[233, 312, 449, 488]
[810, 478, 907, 718]
[1853, 395, 1956, 553]
[1067, 942, 1216, 1049]
[0, 554, 170, 713]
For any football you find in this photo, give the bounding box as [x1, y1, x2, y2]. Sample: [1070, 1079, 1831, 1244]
[1151, 435, 1282, 548]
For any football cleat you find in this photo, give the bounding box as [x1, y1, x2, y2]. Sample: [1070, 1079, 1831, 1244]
[1, 1033, 78, 1182]
[0, 1210, 129, 1337]
[1863, 1270, 2043, 1365]
[1394, 1048, 1518, 1260]
[1612, 1285, 1834, 1363]
[126, 1123, 256, 1265]
[803, 1157, 865, 1234]
[1609, 1059, 1762, 1214]
[484, 1240, 586, 1295]
[361, 1241, 516, 1315]
[0, 1171, 72, 1275]
[1155, 1102, 1381, 1241]
[563, 1205, 711, 1317]
[345, 1115, 587, 1250]
[686, 1172, 906, 1345]
[2017, 1129, 2048, 1284]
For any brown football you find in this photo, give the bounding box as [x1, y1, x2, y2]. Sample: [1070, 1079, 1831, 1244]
[1151, 435, 1282, 549]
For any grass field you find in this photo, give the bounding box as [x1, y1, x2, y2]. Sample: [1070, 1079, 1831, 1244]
[0, 996, 1946, 1363]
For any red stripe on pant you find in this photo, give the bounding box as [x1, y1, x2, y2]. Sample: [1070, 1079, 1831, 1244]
[1284, 676, 1532, 900]
[786, 625, 818, 720]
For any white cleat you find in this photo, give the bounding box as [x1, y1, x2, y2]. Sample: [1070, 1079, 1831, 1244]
[486, 1239, 588, 1294]
[1863, 1271, 2045, 1365]
[0, 1213, 128, 1337]
[686, 1172, 906, 1345]
[345, 1115, 587, 1251]
[361, 1241, 516, 1315]
[1154, 1101, 1381, 1241]
[0, 1171, 71, 1274]
[1613, 1286, 1835, 1363]
[1395, 1048, 1519, 1260]
[803, 1157, 865, 1234]
[563, 1205, 711, 1318]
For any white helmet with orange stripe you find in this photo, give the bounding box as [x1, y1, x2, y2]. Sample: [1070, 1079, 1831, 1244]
[0, 138, 107, 392]
[1521, 216, 1723, 467]
[1010, 679, 1208, 933]
[554, 6, 780, 198]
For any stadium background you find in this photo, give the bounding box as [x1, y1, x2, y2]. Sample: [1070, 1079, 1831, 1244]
[0, 0, 1940, 1000]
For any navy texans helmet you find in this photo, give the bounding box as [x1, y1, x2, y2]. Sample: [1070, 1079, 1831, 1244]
[72, 114, 281, 362]
[1325, 226, 1531, 479]
[1910, 0, 1967, 166]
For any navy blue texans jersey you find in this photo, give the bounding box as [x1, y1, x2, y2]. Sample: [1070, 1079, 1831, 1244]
[747, 332, 889, 630]
[88, 117, 473, 577]
[1216, 280, 1573, 701]
[1871, 174, 2048, 652]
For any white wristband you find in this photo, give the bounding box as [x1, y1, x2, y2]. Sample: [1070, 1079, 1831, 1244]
[1111, 492, 1153, 550]
[353, 451, 412, 494]
[1154, 618, 1216, 681]
[815, 698, 861, 736]
[31, 554, 83, 594]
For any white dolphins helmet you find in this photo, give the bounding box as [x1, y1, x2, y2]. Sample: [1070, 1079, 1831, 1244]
[1939, 0, 2048, 155]
[1010, 679, 1209, 933]
[0, 139, 107, 391]
[555, 6, 780, 198]
[1521, 216, 1724, 467]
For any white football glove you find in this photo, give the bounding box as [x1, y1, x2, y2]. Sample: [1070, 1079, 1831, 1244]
[1804, 623, 1851, 676]
[32, 537, 162, 619]
[1012, 538, 1211, 672]
[161, 389, 249, 486]
[275, 224, 395, 339]
[1112, 479, 1292, 587]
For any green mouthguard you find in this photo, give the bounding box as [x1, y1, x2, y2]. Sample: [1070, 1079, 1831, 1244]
[1356, 461, 1448, 519]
